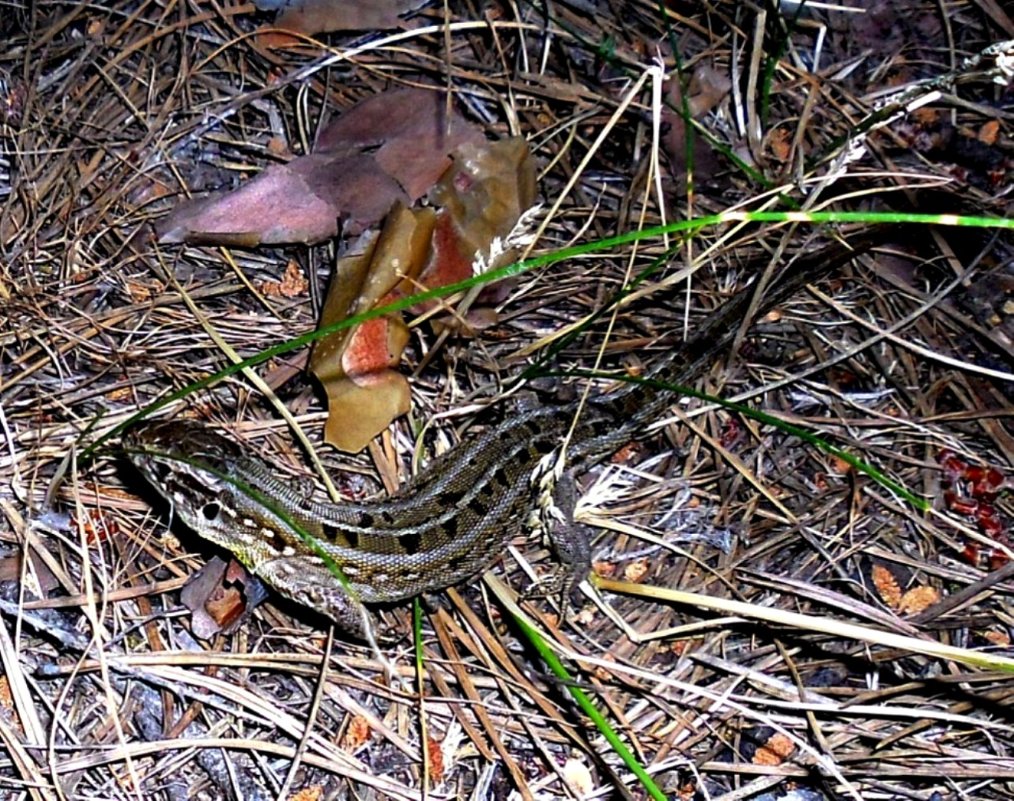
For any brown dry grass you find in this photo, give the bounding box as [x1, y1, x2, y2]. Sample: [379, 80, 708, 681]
[1, 2, 1013, 799]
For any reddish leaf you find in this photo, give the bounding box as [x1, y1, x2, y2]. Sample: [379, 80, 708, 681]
[897, 585, 940, 615]
[158, 88, 483, 246]
[753, 733, 795, 765]
[181, 556, 269, 638]
[157, 155, 406, 245]
[315, 87, 485, 199]
[259, 259, 309, 297]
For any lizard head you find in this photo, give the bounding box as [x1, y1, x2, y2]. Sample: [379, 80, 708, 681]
[123, 420, 251, 547]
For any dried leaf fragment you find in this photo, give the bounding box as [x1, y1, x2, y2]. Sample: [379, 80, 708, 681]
[872, 563, 902, 609]
[623, 558, 650, 583]
[288, 787, 324, 801]
[753, 733, 795, 765]
[426, 736, 445, 784]
[310, 205, 432, 452]
[563, 756, 595, 795]
[157, 154, 407, 245]
[259, 259, 309, 297]
[872, 563, 939, 615]
[978, 119, 1000, 145]
[661, 62, 731, 183]
[340, 714, 372, 750]
[896, 585, 940, 615]
[983, 629, 1011, 647]
[181, 557, 270, 638]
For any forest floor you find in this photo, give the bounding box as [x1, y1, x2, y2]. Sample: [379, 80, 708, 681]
[1, 2, 1013, 799]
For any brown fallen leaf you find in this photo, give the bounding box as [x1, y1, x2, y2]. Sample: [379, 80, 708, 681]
[340, 714, 372, 750]
[983, 629, 1011, 647]
[315, 87, 485, 200]
[623, 558, 650, 583]
[157, 154, 407, 245]
[871, 561, 939, 616]
[426, 736, 445, 784]
[767, 127, 791, 162]
[978, 119, 1000, 145]
[158, 88, 484, 246]
[427, 136, 537, 285]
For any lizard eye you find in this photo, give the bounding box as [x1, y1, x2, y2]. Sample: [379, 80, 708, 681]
[200, 502, 221, 521]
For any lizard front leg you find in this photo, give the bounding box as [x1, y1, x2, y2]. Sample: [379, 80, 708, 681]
[525, 459, 592, 608]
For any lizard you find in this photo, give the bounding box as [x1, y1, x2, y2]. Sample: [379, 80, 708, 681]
[124, 229, 883, 637]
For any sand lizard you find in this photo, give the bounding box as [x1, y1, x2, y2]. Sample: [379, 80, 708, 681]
[125, 231, 881, 636]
